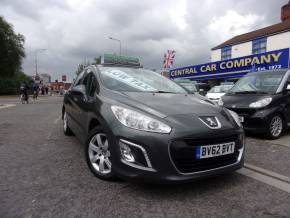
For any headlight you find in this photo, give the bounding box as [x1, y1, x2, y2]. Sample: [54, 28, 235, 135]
[218, 98, 224, 106]
[227, 109, 242, 127]
[249, 97, 272, 108]
[111, 105, 171, 134]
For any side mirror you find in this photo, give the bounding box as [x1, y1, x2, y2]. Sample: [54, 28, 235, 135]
[71, 85, 87, 101]
[287, 84, 290, 91]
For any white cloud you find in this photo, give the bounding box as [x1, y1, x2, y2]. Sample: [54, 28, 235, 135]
[204, 10, 266, 45]
[170, 0, 188, 30]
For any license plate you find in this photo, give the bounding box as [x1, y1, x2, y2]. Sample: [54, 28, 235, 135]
[196, 142, 235, 159]
[239, 116, 244, 123]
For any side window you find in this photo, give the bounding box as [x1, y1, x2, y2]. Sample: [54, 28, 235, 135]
[88, 75, 98, 97]
[82, 72, 98, 97]
[82, 73, 92, 95]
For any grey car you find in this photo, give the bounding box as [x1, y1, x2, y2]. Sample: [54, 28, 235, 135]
[62, 59, 245, 183]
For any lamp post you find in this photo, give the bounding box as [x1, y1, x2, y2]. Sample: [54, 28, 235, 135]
[35, 48, 47, 75]
[108, 37, 122, 56]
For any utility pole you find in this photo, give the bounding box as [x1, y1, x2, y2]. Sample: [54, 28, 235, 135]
[34, 49, 47, 75]
[108, 37, 122, 56]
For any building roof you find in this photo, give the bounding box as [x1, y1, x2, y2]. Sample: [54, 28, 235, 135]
[212, 19, 290, 50]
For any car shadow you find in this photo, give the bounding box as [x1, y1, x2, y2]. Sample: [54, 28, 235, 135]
[245, 129, 290, 141]
[118, 172, 243, 198]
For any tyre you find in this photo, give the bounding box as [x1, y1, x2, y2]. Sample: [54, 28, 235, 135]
[63, 111, 74, 136]
[85, 126, 116, 181]
[266, 114, 284, 140]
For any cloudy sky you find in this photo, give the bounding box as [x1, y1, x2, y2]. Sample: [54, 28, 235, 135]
[0, 0, 287, 81]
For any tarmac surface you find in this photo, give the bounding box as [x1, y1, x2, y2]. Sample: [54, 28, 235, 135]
[0, 96, 290, 218]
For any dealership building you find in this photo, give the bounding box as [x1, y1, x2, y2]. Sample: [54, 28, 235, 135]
[170, 1, 290, 85]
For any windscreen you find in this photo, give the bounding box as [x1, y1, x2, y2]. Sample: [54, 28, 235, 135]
[229, 71, 286, 94]
[99, 67, 187, 93]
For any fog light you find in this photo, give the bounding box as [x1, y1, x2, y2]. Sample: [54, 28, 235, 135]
[120, 142, 135, 163]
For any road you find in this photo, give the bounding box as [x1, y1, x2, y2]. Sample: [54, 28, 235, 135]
[0, 96, 290, 218]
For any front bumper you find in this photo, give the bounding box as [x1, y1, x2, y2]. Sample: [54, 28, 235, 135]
[108, 123, 245, 184]
[225, 107, 274, 133]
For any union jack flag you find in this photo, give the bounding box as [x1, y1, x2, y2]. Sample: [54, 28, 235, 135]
[163, 50, 175, 69]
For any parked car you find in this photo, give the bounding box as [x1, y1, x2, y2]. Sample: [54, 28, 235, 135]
[175, 80, 210, 95]
[174, 80, 198, 94]
[206, 84, 234, 102]
[219, 69, 290, 139]
[195, 82, 211, 96]
[62, 56, 244, 183]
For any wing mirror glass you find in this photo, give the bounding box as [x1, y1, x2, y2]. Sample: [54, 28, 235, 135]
[71, 85, 88, 101]
[72, 84, 86, 95]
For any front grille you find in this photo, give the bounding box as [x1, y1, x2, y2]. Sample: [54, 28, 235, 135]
[170, 135, 240, 174]
[184, 135, 238, 146]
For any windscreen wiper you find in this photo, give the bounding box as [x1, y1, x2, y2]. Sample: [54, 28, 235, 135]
[233, 91, 269, 94]
[151, 91, 175, 93]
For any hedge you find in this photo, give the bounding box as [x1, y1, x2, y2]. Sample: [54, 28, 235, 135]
[0, 72, 33, 95]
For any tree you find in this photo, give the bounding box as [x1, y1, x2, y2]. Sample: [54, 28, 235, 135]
[0, 16, 25, 78]
[0, 71, 33, 94]
[93, 56, 102, 65]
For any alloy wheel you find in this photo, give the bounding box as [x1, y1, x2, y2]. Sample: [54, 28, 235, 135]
[270, 116, 283, 137]
[88, 133, 112, 175]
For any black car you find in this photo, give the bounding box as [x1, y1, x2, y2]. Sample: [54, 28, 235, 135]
[195, 82, 211, 96]
[62, 57, 244, 183]
[219, 69, 290, 139]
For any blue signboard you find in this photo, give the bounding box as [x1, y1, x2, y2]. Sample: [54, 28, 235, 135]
[170, 48, 290, 80]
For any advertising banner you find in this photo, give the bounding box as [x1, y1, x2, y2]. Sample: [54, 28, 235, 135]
[102, 54, 140, 67]
[170, 48, 290, 80]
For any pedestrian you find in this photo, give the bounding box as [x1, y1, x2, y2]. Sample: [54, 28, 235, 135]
[32, 82, 39, 100]
[19, 81, 29, 104]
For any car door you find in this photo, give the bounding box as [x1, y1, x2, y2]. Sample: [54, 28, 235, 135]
[69, 70, 88, 137]
[65, 70, 85, 134]
[78, 70, 99, 137]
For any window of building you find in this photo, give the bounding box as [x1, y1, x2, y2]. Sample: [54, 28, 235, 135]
[252, 37, 267, 54]
[221, 46, 232, 60]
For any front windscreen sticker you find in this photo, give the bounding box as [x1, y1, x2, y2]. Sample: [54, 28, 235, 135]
[102, 69, 157, 92]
